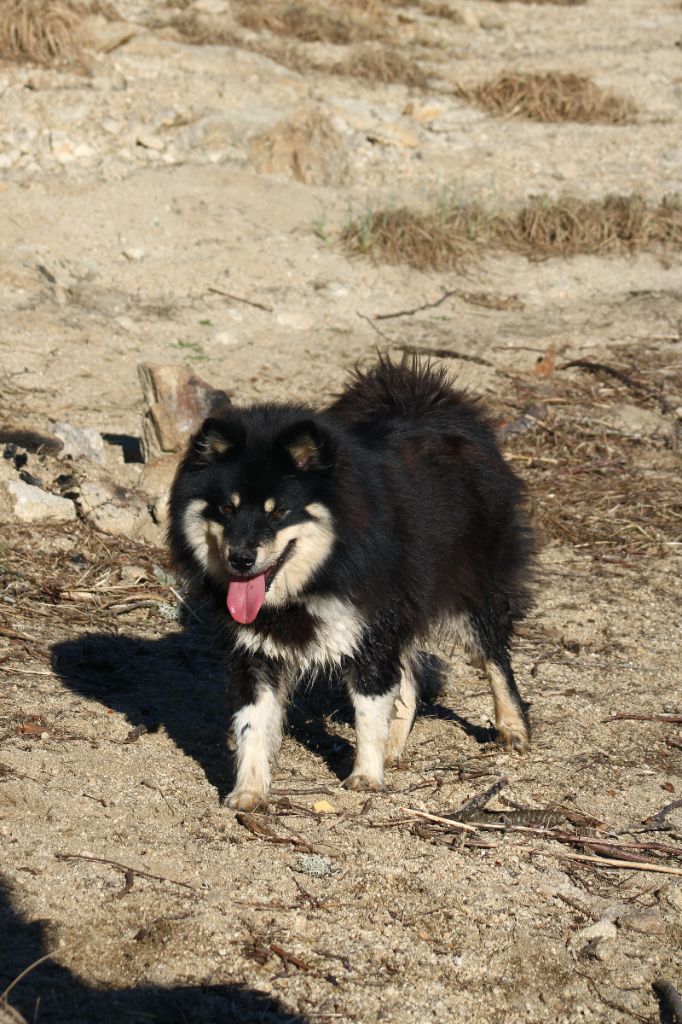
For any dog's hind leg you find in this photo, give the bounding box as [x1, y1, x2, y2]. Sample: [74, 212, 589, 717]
[384, 650, 419, 767]
[226, 659, 289, 811]
[470, 610, 530, 753]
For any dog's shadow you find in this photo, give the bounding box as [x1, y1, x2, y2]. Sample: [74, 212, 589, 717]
[0, 878, 309, 1024]
[52, 621, 491, 801]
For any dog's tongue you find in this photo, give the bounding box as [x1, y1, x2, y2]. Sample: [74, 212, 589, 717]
[227, 574, 266, 624]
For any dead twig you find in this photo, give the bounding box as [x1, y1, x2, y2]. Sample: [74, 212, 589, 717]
[0, 950, 62, 1006]
[235, 812, 338, 857]
[449, 776, 509, 820]
[603, 713, 682, 724]
[374, 288, 459, 320]
[644, 799, 682, 827]
[269, 943, 313, 972]
[207, 286, 273, 312]
[519, 846, 682, 876]
[562, 359, 646, 392]
[55, 852, 196, 891]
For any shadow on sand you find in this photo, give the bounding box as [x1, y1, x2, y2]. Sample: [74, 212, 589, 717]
[0, 879, 308, 1024]
[52, 619, 491, 800]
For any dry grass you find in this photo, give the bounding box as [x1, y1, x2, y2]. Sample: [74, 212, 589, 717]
[456, 72, 635, 124]
[336, 42, 427, 86]
[233, 0, 389, 44]
[163, 10, 240, 46]
[489, 0, 585, 5]
[342, 193, 682, 270]
[0, 0, 86, 66]
[498, 348, 682, 557]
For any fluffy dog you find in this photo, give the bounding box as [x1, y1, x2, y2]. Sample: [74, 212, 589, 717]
[168, 357, 534, 810]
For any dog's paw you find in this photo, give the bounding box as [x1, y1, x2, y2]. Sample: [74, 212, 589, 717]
[342, 773, 385, 793]
[495, 724, 530, 754]
[226, 789, 268, 812]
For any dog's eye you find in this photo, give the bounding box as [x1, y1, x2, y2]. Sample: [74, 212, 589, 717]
[270, 506, 286, 521]
[221, 503, 235, 517]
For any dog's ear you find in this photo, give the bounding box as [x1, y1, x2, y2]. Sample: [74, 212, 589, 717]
[277, 420, 334, 472]
[191, 417, 245, 461]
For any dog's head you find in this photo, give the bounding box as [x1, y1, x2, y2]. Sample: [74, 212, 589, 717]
[169, 411, 337, 623]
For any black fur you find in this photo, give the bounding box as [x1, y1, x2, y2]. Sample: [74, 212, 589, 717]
[168, 356, 534, 807]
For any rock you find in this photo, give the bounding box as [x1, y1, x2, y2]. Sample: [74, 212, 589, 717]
[294, 853, 332, 878]
[249, 105, 349, 187]
[78, 476, 161, 545]
[570, 919, 617, 951]
[84, 15, 141, 54]
[137, 454, 181, 526]
[0, 425, 63, 455]
[1, 480, 76, 523]
[619, 909, 665, 934]
[193, 0, 231, 13]
[121, 246, 146, 261]
[135, 131, 165, 153]
[367, 122, 421, 149]
[603, 403, 670, 438]
[138, 364, 231, 462]
[53, 422, 105, 464]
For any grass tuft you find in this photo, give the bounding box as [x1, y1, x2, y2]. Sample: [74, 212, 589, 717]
[342, 194, 682, 270]
[456, 72, 635, 124]
[336, 42, 428, 87]
[489, 0, 585, 5]
[0, 0, 86, 66]
[233, 0, 389, 45]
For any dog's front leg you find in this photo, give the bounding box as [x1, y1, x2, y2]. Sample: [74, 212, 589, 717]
[343, 639, 400, 792]
[227, 659, 286, 811]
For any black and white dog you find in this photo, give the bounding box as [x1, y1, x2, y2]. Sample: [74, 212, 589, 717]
[168, 357, 534, 810]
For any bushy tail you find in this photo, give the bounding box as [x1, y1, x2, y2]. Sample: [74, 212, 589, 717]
[328, 354, 473, 427]
[413, 650, 446, 704]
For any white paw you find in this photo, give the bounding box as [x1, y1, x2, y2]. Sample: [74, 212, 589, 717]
[342, 773, 385, 793]
[226, 789, 268, 811]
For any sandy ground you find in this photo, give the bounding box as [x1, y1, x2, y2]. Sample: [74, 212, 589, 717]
[1, 1, 681, 1022]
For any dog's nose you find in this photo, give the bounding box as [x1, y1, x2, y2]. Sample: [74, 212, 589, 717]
[228, 549, 256, 574]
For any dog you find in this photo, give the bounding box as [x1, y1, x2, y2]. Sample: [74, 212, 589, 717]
[168, 356, 534, 810]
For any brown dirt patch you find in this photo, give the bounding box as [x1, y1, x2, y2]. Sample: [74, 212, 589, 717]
[456, 72, 636, 124]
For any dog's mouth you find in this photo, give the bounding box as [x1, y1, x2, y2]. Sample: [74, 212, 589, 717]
[226, 541, 295, 624]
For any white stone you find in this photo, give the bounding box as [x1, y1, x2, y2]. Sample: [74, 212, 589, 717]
[136, 131, 165, 152]
[121, 247, 145, 262]
[53, 422, 105, 464]
[2, 480, 77, 523]
[193, 0, 231, 12]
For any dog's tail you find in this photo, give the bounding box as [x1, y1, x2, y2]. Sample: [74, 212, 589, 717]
[328, 353, 476, 427]
[413, 650, 446, 704]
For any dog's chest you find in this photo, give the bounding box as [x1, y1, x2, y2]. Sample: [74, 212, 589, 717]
[234, 596, 363, 669]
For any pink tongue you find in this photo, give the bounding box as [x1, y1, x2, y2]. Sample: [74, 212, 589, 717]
[227, 574, 266, 624]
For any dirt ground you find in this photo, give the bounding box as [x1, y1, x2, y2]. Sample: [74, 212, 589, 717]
[1, 1, 681, 1022]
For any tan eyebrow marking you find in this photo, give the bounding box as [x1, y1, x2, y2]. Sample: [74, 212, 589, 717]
[264, 498, 275, 513]
[231, 493, 241, 508]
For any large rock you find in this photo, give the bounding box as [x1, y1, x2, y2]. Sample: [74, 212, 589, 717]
[249, 105, 349, 186]
[1, 479, 76, 523]
[138, 364, 231, 463]
[78, 476, 161, 545]
[137, 453, 181, 527]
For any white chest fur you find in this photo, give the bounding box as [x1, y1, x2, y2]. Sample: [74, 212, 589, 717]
[234, 596, 363, 671]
